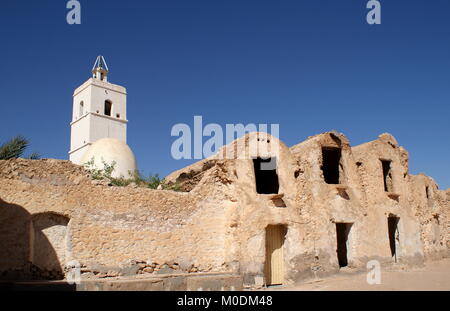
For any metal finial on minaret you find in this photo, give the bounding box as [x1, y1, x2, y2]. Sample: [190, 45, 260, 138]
[92, 55, 109, 82]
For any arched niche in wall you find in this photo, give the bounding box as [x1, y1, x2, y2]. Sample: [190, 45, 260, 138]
[30, 212, 70, 280]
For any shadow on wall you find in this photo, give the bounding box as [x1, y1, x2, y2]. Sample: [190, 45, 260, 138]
[31, 212, 70, 280]
[0, 198, 69, 281]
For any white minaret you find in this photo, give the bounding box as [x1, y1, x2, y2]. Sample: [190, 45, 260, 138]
[69, 56, 128, 164]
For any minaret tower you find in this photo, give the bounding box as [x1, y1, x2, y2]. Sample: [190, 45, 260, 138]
[69, 56, 128, 164]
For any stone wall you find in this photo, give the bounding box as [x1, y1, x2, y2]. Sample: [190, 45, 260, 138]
[0, 159, 233, 280]
[0, 131, 448, 287]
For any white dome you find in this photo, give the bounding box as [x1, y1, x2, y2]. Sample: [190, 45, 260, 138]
[80, 138, 137, 179]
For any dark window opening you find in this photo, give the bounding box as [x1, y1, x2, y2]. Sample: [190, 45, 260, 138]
[388, 216, 400, 262]
[425, 186, 430, 199]
[322, 148, 341, 184]
[253, 157, 279, 194]
[79, 101, 84, 118]
[381, 160, 393, 192]
[336, 223, 352, 267]
[104, 100, 112, 116]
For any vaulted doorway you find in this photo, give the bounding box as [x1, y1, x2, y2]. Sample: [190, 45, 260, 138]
[388, 216, 400, 262]
[265, 225, 287, 286]
[336, 223, 353, 267]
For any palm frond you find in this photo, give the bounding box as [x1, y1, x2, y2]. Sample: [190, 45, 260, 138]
[0, 136, 29, 160]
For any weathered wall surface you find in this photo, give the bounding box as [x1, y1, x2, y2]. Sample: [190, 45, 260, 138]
[165, 132, 449, 286]
[0, 132, 449, 287]
[352, 134, 425, 266]
[0, 159, 233, 280]
[288, 132, 367, 280]
[409, 174, 449, 260]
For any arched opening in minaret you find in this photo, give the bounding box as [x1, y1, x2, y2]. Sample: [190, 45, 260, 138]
[104, 100, 112, 116]
[79, 101, 84, 118]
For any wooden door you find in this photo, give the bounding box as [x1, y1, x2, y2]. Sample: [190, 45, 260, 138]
[265, 225, 286, 285]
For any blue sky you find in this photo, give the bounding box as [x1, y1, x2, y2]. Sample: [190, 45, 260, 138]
[0, 0, 449, 189]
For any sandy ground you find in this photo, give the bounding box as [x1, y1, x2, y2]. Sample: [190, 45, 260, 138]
[266, 258, 450, 291]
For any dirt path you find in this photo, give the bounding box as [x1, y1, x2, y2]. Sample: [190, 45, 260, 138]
[267, 258, 450, 291]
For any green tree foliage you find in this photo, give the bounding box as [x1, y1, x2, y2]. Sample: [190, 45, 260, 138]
[0, 136, 41, 160]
